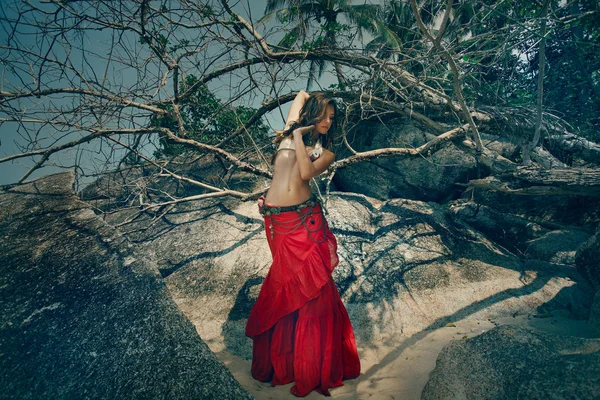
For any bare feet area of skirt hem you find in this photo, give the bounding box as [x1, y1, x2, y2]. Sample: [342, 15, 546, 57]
[208, 314, 593, 399]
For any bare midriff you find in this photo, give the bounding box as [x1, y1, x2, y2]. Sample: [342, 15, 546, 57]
[264, 148, 313, 207]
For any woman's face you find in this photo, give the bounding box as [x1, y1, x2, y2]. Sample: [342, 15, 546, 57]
[315, 104, 335, 135]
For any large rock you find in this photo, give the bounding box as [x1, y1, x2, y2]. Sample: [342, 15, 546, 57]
[103, 190, 594, 359]
[80, 153, 265, 211]
[0, 172, 251, 399]
[591, 291, 600, 337]
[448, 201, 592, 265]
[421, 325, 600, 399]
[333, 119, 479, 202]
[479, 132, 519, 160]
[576, 224, 600, 289]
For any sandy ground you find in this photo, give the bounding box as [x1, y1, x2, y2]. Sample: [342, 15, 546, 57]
[208, 314, 594, 400]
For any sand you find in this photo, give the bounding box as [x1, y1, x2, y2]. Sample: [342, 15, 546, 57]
[206, 314, 593, 400]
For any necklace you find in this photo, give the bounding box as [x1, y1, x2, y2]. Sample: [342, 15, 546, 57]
[308, 139, 323, 160]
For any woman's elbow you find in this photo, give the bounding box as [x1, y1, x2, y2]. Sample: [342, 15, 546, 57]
[300, 171, 311, 181]
[300, 167, 315, 181]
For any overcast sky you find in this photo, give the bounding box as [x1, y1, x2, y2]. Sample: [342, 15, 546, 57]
[0, 0, 342, 188]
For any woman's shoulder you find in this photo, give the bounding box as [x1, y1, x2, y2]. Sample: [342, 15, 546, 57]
[277, 135, 295, 150]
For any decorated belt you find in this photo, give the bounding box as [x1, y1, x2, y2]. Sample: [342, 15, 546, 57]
[259, 194, 319, 216]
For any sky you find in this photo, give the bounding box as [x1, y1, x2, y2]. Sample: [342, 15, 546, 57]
[0, 0, 341, 189]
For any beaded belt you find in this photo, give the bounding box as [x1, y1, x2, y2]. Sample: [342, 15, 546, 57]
[259, 194, 319, 217]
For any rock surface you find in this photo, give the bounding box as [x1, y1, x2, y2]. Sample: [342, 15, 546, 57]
[421, 325, 600, 399]
[591, 291, 600, 337]
[80, 153, 265, 212]
[448, 201, 592, 265]
[102, 189, 594, 361]
[576, 224, 600, 290]
[0, 172, 251, 399]
[333, 119, 479, 202]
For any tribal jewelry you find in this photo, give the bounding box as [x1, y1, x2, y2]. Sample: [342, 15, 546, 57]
[259, 194, 328, 243]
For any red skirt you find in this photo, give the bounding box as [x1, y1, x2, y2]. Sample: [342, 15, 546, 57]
[245, 196, 361, 397]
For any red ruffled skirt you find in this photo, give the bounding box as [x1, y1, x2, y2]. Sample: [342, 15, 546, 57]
[245, 197, 361, 397]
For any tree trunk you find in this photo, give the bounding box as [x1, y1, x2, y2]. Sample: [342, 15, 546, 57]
[334, 62, 347, 90]
[522, 0, 550, 165]
[464, 166, 600, 197]
[543, 133, 600, 166]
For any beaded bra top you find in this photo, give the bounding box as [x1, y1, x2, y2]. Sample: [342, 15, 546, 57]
[276, 136, 323, 161]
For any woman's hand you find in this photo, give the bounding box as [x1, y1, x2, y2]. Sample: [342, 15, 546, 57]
[292, 125, 314, 141]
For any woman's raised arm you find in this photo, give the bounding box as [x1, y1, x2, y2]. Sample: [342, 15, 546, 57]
[293, 126, 335, 181]
[284, 90, 310, 130]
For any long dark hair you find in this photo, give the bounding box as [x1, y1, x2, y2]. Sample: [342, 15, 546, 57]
[270, 92, 338, 165]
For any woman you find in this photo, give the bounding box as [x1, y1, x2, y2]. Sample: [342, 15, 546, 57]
[245, 91, 361, 397]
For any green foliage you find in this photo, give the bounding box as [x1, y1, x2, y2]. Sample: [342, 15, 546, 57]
[393, 0, 600, 138]
[280, 29, 299, 48]
[151, 75, 269, 159]
[301, 36, 326, 51]
[264, 0, 599, 138]
[169, 39, 189, 53]
[264, 0, 393, 89]
[200, 5, 214, 17]
[327, 75, 362, 91]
